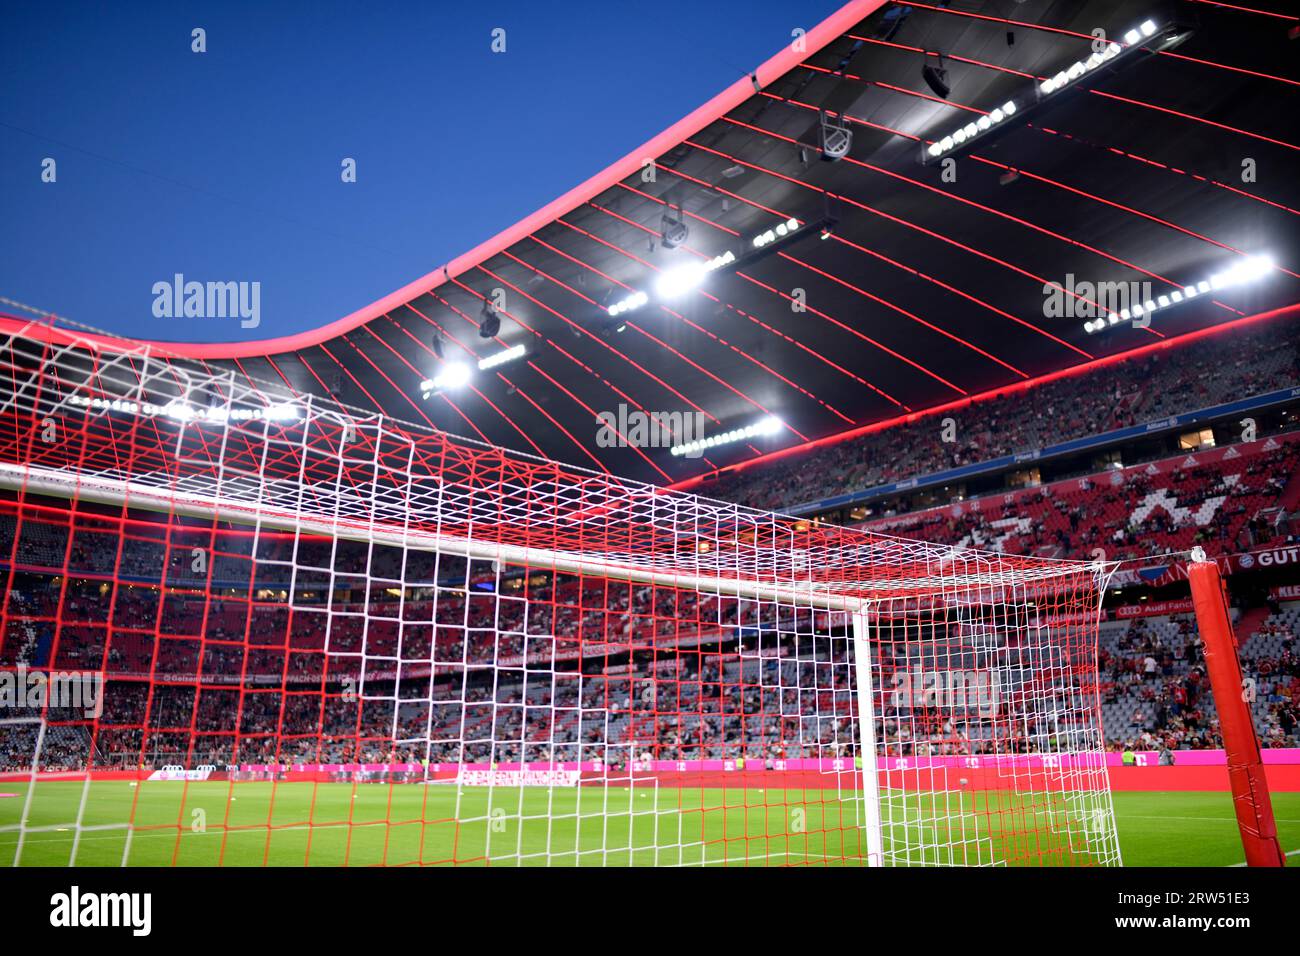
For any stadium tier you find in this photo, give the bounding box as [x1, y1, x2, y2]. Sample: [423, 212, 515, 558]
[690, 308, 1300, 515]
[855, 433, 1299, 563]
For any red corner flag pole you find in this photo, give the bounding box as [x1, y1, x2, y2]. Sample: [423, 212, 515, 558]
[1186, 552, 1285, 867]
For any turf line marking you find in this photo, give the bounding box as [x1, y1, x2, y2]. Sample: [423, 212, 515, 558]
[3, 823, 840, 867]
[1229, 847, 1300, 867]
[1122, 815, 1300, 824]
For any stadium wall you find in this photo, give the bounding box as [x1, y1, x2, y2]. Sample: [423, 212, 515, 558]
[8, 751, 1300, 790]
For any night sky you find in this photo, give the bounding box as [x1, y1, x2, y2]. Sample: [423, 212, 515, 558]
[1, 0, 845, 342]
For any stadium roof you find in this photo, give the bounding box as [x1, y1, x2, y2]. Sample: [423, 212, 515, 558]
[8, 0, 1300, 487]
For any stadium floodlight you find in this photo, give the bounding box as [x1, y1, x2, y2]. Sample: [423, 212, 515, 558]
[655, 262, 707, 299]
[924, 100, 1017, 160]
[67, 394, 299, 424]
[607, 289, 648, 317]
[753, 218, 801, 249]
[655, 261, 707, 299]
[922, 14, 1190, 165]
[655, 250, 736, 299]
[1214, 253, 1275, 286]
[1083, 254, 1276, 333]
[66, 394, 145, 418]
[477, 343, 526, 371]
[1039, 41, 1121, 95]
[420, 361, 473, 394]
[598, 214, 824, 326]
[669, 414, 783, 457]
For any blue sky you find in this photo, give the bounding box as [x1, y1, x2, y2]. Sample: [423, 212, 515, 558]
[1, 0, 845, 342]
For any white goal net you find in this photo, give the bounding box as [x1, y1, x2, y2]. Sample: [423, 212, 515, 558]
[0, 322, 1120, 866]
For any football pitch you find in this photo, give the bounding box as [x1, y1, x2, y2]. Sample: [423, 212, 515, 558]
[2, 781, 1297, 867]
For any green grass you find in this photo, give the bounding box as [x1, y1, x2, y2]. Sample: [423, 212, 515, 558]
[1, 781, 1296, 866]
[1112, 792, 1300, 866]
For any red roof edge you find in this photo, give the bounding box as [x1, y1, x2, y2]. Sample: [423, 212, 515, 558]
[20, 0, 886, 361]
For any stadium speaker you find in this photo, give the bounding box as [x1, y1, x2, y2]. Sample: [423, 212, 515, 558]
[818, 110, 852, 162]
[480, 301, 501, 339]
[921, 57, 950, 99]
[660, 207, 689, 249]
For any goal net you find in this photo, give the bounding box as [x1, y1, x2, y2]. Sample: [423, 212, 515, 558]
[0, 321, 1120, 866]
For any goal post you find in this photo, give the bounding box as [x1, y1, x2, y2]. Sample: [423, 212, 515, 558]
[851, 609, 883, 866]
[0, 322, 1121, 866]
[0, 715, 47, 866]
[1186, 556, 1285, 867]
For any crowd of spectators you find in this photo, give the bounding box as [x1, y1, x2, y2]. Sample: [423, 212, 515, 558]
[1104, 614, 1298, 754]
[4, 310, 1300, 776]
[1, 503, 846, 771]
[856, 438, 1299, 563]
[706, 316, 1299, 513]
[4, 576, 1297, 772]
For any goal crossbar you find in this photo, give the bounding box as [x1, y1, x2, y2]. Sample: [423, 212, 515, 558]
[0, 461, 1107, 613]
